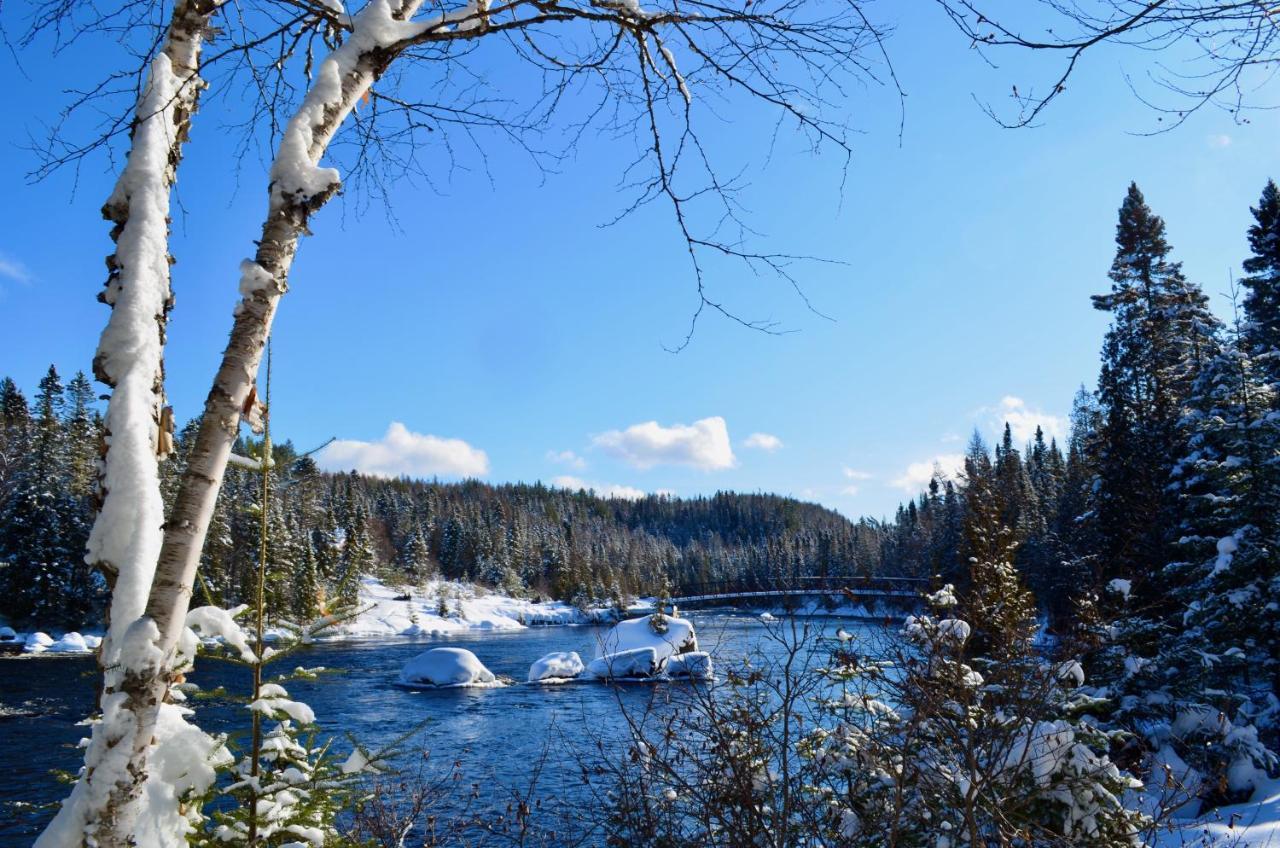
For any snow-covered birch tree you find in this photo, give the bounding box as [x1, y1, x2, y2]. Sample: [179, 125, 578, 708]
[31, 1, 226, 844]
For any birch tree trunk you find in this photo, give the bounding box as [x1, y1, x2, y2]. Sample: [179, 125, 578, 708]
[88, 1, 428, 840]
[36, 2, 219, 844]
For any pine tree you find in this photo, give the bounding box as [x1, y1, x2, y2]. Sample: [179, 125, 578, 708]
[63, 371, 100, 499]
[0, 367, 94, 624]
[0, 377, 31, 487]
[1091, 183, 1221, 590]
[339, 501, 375, 607]
[1241, 179, 1280, 398]
[1151, 305, 1280, 805]
[399, 524, 433, 581]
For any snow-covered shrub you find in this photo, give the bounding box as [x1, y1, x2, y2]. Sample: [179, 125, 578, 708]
[810, 588, 1148, 847]
[588, 502, 1151, 848]
[588, 617, 828, 847]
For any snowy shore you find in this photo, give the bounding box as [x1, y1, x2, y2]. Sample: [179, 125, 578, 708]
[0, 575, 912, 657]
[0, 577, 621, 656]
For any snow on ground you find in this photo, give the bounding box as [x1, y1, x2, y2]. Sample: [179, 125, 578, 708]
[341, 576, 594, 638]
[3, 578, 904, 656]
[1149, 778, 1280, 847]
[399, 647, 501, 688]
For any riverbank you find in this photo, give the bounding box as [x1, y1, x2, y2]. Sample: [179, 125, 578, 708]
[0, 576, 630, 656]
[0, 576, 924, 657]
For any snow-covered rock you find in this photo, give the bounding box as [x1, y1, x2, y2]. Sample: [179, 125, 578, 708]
[666, 651, 713, 680]
[586, 647, 663, 680]
[48, 632, 90, 654]
[24, 631, 98, 655]
[528, 651, 585, 683]
[399, 647, 499, 688]
[0, 626, 16, 641]
[595, 615, 698, 664]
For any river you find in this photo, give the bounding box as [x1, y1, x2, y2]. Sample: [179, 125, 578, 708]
[0, 612, 886, 845]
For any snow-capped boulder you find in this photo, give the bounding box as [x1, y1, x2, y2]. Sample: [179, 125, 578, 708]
[666, 651, 713, 680]
[24, 632, 53, 653]
[47, 632, 91, 654]
[528, 651, 585, 683]
[594, 615, 698, 665]
[0, 626, 16, 641]
[586, 647, 663, 680]
[399, 647, 498, 688]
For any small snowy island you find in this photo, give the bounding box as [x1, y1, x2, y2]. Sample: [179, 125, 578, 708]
[403, 613, 713, 689]
[399, 647, 502, 689]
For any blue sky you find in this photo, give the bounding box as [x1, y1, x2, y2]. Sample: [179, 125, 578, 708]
[1, 3, 1276, 520]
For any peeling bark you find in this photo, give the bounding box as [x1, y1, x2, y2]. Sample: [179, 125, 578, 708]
[94, 3, 427, 841]
[37, 2, 219, 845]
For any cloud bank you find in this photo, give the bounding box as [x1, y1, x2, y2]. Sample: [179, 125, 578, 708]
[991, 396, 1064, 444]
[552, 475, 647, 501]
[319, 422, 489, 479]
[891, 453, 965, 492]
[742, 432, 783, 452]
[546, 449, 587, 470]
[593, 416, 736, 470]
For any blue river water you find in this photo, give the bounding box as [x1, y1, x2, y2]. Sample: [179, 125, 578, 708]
[0, 612, 886, 844]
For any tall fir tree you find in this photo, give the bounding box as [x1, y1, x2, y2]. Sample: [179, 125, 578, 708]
[1091, 183, 1221, 591]
[0, 367, 94, 624]
[1241, 179, 1280, 400]
[63, 371, 100, 499]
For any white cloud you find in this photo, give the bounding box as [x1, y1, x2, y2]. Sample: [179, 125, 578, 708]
[0, 252, 32, 285]
[552, 475, 647, 501]
[840, 485, 861, 497]
[842, 467, 872, 481]
[546, 449, 587, 470]
[1208, 133, 1232, 149]
[319, 422, 489, 479]
[991, 396, 1064, 444]
[742, 432, 783, 452]
[593, 416, 736, 471]
[891, 454, 965, 492]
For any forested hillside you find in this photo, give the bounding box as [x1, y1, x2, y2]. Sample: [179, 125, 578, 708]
[0, 384, 890, 627]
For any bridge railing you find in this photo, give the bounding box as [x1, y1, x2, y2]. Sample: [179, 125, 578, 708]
[672, 574, 935, 600]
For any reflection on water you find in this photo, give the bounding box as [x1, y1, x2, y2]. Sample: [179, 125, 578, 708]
[0, 612, 885, 844]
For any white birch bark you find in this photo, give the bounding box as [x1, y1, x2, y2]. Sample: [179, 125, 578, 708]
[37, 2, 219, 844]
[72, 2, 433, 842]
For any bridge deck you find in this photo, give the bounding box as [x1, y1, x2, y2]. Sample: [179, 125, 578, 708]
[669, 576, 931, 607]
[671, 588, 922, 604]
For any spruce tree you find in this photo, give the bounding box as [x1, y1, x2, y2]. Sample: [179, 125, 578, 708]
[63, 371, 100, 498]
[0, 367, 93, 624]
[339, 501, 375, 606]
[0, 377, 30, 487]
[1242, 179, 1280, 397]
[1091, 183, 1221, 590]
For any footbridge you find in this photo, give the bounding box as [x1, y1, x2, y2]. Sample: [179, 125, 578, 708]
[668, 575, 932, 611]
